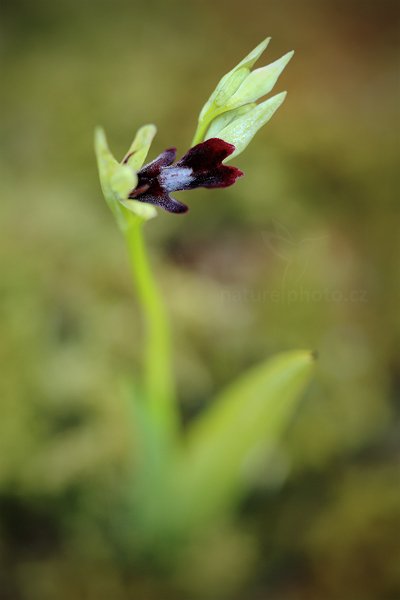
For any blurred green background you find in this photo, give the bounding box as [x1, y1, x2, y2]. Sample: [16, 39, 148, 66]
[1, 0, 399, 598]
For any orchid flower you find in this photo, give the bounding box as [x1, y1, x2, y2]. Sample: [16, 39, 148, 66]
[95, 38, 293, 220]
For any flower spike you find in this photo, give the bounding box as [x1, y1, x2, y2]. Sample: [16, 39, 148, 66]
[95, 37, 292, 222]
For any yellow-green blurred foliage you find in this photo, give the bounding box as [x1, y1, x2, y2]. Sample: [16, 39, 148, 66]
[1, 0, 399, 598]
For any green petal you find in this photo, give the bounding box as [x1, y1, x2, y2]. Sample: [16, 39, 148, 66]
[216, 91, 287, 159]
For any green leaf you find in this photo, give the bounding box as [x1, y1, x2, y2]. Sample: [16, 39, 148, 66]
[171, 350, 315, 533]
[214, 91, 287, 158]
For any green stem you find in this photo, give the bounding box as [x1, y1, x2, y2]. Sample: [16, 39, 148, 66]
[192, 119, 211, 146]
[125, 216, 179, 441]
[191, 106, 222, 146]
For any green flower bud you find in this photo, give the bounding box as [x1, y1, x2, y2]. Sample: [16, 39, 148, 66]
[205, 103, 256, 139]
[226, 51, 294, 109]
[193, 38, 293, 152]
[211, 91, 287, 159]
[198, 37, 271, 124]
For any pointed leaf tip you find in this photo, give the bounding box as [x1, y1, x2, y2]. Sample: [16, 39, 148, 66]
[170, 349, 314, 533]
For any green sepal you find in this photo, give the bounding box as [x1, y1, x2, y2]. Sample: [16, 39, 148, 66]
[94, 126, 157, 226]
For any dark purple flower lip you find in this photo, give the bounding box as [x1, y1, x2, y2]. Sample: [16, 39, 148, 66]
[125, 138, 244, 214]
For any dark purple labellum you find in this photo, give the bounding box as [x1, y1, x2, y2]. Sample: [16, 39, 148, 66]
[127, 138, 244, 214]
